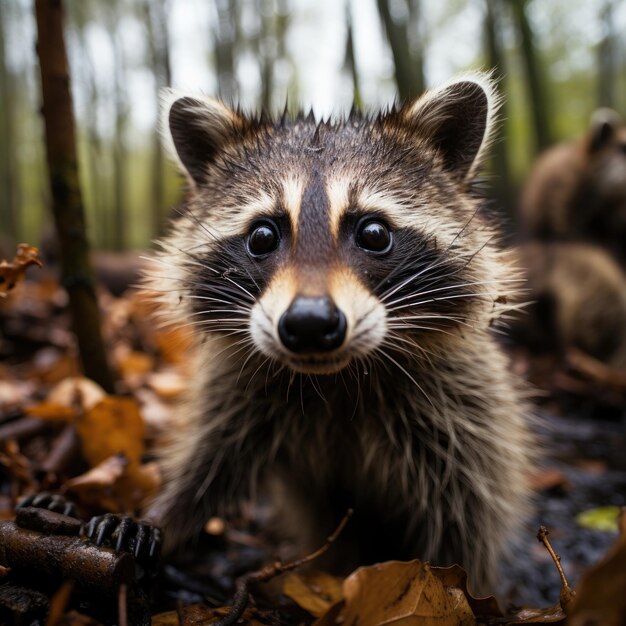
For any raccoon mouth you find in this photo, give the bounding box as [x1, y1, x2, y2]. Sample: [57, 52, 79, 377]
[284, 354, 351, 375]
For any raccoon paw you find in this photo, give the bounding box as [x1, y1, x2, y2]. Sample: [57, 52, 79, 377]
[16, 492, 79, 518]
[84, 514, 162, 564]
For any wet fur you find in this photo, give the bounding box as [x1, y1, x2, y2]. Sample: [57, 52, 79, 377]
[145, 74, 533, 589]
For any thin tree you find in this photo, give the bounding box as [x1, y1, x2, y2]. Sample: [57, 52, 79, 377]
[508, 0, 551, 152]
[484, 0, 514, 215]
[344, 0, 362, 110]
[0, 0, 19, 245]
[376, 0, 422, 100]
[109, 15, 129, 251]
[407, 0, 425, 95]
[67, 0, 108, 247]
[214, 0, 239, 103]
[143, 0, 172, 238]
[597, 0, 616, 108]
[34, 0, 114, 392]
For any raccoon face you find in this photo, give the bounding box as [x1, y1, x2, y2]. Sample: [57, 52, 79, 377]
[159, 74, 500, 375]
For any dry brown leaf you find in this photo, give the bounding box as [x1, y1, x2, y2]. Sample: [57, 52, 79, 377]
[115, 461, 161, 511]
[567, 510, 626, 626]
[0, 244, 42, 297]
[152, 605, 266, 626]
[47, 377, 107, 413]
[282, 570, 344, 617]
[117, 350, 154, 378]
[57, 611, 103, 625]
[24, 402, 77, 423]
[336, 560, 475, 626]
[431, 564, 502, 617]
[31, 349, 78, 385]
[147, 370, 187, 400]
[66, 455, 159, 513]
[65, 454, 128, 491]
[77, 396, 144, 467]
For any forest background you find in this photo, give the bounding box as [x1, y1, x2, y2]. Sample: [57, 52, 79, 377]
[0, 0, 625, 252]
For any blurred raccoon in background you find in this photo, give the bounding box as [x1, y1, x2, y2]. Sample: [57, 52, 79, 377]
[516, 109, 626, 369]
[520, 108, 626, 266]
[516, 242, 626, 369]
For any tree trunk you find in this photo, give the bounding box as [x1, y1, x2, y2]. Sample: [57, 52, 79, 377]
[407, 0, 425, 95]
[34, 0, 114, 393]
[509, 0, 551, 152]
[111, 25, 128, 251]
[259, 0, 274, 111]
[376, 0, 421, 101]
[214, 0, 239, 103]
[144, 0, 172, 239]
[0, 0, 19, 246]
[597, 0, 616, 108]
[344, 0, 362, 110]
[484, 0, 514, 216]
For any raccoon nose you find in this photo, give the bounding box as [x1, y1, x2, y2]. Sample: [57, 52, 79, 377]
[278, 296, 347, 354]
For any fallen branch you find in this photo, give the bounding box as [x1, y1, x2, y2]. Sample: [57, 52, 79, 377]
[213, 509, 353, 626]
[537, 525, 576, 612]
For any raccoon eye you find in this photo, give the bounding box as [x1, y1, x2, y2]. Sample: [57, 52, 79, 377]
[356, 219, 392, 253]
[247, 221, 280, 257]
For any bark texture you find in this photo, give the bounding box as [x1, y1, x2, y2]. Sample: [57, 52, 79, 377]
[34, 0, 114, 392]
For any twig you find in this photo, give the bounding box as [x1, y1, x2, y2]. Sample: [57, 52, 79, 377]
[537, 525, 576, 612]
[213, 508, 353, 626]
[118, 584, 128, 626]
[567, 348, 626, 389]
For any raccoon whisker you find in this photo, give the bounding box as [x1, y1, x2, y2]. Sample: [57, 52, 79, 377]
[373, 347, 436, 410]
[388, 313, 472, 326]
[237, 349, 264, 385]
[245, 357, 272, 394]
[386, 324, 463, 338]
[176, 204, 227, 250]
[378, 256, 460, 303]
[186, 294, 251, 308]
[384, 278, 521, 311]
[307, 375, 328, 404]
[372, 244, 441, 293]
[186, 309, 250, 320]
[383, 332, 438, 364]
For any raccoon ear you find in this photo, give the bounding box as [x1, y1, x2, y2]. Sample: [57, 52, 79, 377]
[403, 73, 499, 182]
[161, 90, 244, 186]
[588, 108, 622, 152]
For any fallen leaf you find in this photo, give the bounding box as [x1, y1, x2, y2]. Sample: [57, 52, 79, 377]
[431, 564, 502, 617]
[283, 570, 344, 617]
[152, 605, 267, 626]
[65, 454, 127, 491]
[24, 402, 77, 423]
[77, 396, 144, 466]
[47, 377, 107, 413]
[504, 605, 566, 623]
[66, 455, 159, 513]
[337, 560, 475, 626]
[575, 506, 620, 532]
[567, 510, 626, 626]
[147, 370, 187, 400]
[0, 244, 42, 297]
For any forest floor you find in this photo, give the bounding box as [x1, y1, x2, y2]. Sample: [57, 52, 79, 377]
[0, 256, 625, 625]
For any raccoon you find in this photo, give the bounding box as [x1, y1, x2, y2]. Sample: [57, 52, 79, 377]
[520, 108, 626, 266]
[517, 241, 626, 368]
[145, 73, 533, 588]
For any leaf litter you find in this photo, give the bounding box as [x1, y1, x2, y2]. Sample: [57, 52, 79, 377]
[0, 245, 624, 625]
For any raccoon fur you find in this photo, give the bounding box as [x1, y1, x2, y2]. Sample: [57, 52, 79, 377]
[520, 108, 626, 267]
[145, 73, 533, 588]
[516, 241, 626, 368]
